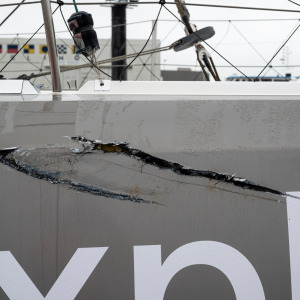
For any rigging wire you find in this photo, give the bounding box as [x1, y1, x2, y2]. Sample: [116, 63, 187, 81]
[1, 18, 300, 37]
[160, 20, 180, 43]
[3, 0, 298, 81]
[32, 54, 52, 85]
[261, 65, 273, 78]
[162, 3, 252, 81]
[0, 1, 41, 7]
[5, 62, 299, 71]
[1, 1, 300, 13]
[59, 19, 151, 31]
[158, 63, 300, 68]
[164, 2, 300, 13]
[0, 20, 153, 36]
[0, 0, 26, 28]
[0, 5, 60, 74]
[17, 42, 38, 71]
[41, 1, 300, 14]
[13, 59, 296, 82]
[25, 45, 171, 79]
[126, 38, 161, 81]
[230, 21, 287, 79]
[17, 35, 42, 72]
[119, 3, 163, 81]
[135, 20, 180, 80]
[210, 20, 231, 54]
[174, 18, 300, 22]
[288, 0, 300, 7]
[123, 21, 161, 81]
[111, 63, 300, 70]
[123, 29, 154, 80]
[231, 22, 267, 63]
[55, 33, 94, 67]
[2, 69, 45, 73]
[254, 20, 300, 80]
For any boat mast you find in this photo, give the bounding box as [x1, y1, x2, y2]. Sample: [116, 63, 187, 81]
[40, 0, 62, 92]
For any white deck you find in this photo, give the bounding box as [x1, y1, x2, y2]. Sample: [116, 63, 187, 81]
[1, 80, 300, 102]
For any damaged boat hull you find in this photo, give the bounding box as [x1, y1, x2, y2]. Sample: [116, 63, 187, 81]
[0, 83, 300, 299]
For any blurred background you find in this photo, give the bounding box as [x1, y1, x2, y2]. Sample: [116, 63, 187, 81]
[1, 0, 300, 88]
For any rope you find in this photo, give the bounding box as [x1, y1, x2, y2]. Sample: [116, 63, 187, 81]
[196, 50, 209, 81]
[78, 39, 110, 88]
[92, 48, 104, 85]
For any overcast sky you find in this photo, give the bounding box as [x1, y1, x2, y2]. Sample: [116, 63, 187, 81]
[1, 0, 300, 79]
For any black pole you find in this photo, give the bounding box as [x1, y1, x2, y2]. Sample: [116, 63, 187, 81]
[112, 4, 127, 80]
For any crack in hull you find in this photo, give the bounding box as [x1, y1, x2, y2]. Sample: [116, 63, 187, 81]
[0, 152, 147, 204]
[71, 136, 285, 198]
[1, 136, 296, 204]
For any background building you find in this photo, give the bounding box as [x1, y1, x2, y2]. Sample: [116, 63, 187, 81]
[0, 38, 161, 89]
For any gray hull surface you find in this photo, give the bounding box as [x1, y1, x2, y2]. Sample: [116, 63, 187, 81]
[0, 89, 299, 299]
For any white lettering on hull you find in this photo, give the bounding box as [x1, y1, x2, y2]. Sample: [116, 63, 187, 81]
[0, 242, 264, 300]
[134, 241, 265, 300]
[1, 191, 300, 299]
[0, 247, 108, 299]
